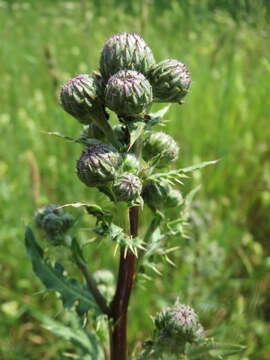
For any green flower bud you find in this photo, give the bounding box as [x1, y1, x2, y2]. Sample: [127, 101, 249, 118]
[142, 132, 179, 168]
[112, 173, 142, 202]
[122, 153, 140, 173]
[105, 70, 153, 117]
[100, 32, 155, 81]
[60, 73, 107, 124]
[148, 59, 191, 103]
[76, 144, 122, 187]
[35, 205, 75, 246]
[35, 204, 61, 228]
[154, 304, 204, 354]
[142, 181, 182, 210]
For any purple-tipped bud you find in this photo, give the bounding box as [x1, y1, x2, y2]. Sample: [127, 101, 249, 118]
[154, 303, 204, 353]
[112, 173, 142, 202]
[105, 70, 152, 117]
[100, 32, 155, 81]
[148, 59, 191, 103]
[76, 144, 122, 187]
[60, 73, 106, 124]
[143, 132, 179, 168]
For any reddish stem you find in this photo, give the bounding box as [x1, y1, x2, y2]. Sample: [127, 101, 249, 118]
[110, 206, 139, 360]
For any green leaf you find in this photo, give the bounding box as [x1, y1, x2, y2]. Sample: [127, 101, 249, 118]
[41, 131, 101, 146]
[181, 159, 219, 173]
[25, 227, 100, 316]
[60, 202, 112, 225]
[29, 308, 104, 360]
[147, 105, 171, 126]
[127, 120, 146, 150]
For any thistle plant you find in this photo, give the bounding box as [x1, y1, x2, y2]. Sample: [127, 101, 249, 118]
[25, 32, 218, 360]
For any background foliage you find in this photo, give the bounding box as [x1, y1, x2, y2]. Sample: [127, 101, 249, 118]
[1, 0, 270, 359]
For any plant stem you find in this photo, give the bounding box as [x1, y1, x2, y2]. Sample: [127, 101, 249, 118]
[75, 256, 111, 316]
[110, 206, 139, 360]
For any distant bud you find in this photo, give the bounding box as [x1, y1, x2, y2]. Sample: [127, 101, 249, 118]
[148, 59, 191, 103]
[35, 204, 60, 228]
[76, 144, 122, 187]
[142, 181, 182, 210]
[113, 173, 142, 202]
[105, 70, 153, 117]
[94, 269, 115, 301]
[142, 132, 179, 168]
[100, 32, 155, 81]
[93, 269, 114, 285]
[60, 73, 107, 124]
[35, 205, 74, 246]
[122, 153, 140, 173]
[154, 304, 204, 354]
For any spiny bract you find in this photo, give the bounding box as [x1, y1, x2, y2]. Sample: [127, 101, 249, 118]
[60, 73, 106, 124]
[148, 59, 191, 103]
[105, 70, 153, 117]
[113, 173, 142, 202]
[100, 32, 155, 81]
[76, 144, 122, 187]
[142, 131, 179, 168]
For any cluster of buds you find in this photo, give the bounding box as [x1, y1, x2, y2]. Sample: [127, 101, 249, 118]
[152, 303, 204, 355]
[35, 204, 74, 246]
[59, 32, 191, 207]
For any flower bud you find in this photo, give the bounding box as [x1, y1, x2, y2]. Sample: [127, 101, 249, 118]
[76, 144, 122, 187]
[105, 70, 153, 117]
[142, 132, 179, 168]
[148, 59, 191, 103]
[142, 181, 182, 210]
[35, 205, 75, 246]
[154, 304, 204, 353]
[60, 73, 106, 124]
[112, 173, 142, 202]
[100, 32, 155, 81]
[122, 153, 140, 173]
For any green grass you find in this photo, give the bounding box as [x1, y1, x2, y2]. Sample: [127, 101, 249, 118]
[1, 0, 270, 359]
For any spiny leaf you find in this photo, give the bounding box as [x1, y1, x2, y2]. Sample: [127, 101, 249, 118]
[147, 105, 171, 127]
[25, 227, 100, 316]
[181, 159, 219, 173]
[127, 120, 146, 150]
[41, 131, 101, 146]
[29, 308, 104, 360]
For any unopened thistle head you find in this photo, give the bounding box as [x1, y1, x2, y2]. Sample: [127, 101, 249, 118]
[154, 304, 204, 353]
[100, 32, 155, 81]
[142, 132, 179, 168]
[105, 70, 152, 117]
[122, 153, 140, 173]
[35, 205, 74, 245]
[76, 144, 122, 187]
[142, 181, 182, 211]
[113, 173, 142, 202]
[148, 59, 191, 103]
[60, 73, 107, 124]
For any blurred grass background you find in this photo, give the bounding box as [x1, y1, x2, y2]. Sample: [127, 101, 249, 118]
[1, 0, 270, 358]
